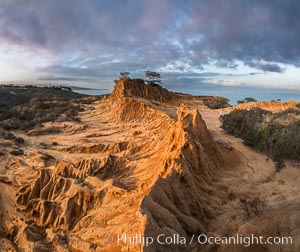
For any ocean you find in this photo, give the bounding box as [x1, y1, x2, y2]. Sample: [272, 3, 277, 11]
[160, 85, 300, 105]
[73, 86, 300, 106]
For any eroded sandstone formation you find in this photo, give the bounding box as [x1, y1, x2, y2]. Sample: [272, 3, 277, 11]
[0, 79, 299, 252]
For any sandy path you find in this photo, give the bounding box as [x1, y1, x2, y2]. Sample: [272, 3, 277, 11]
[199, 108, 300, 244]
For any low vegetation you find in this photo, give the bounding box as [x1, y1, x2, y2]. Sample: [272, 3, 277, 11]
[220, 108, 300, 171]
[0, 128, 25, 144]
[0, 85, 84, 107]
[208, 96, 231, 109]
[9, 149, 24, 156]
[0, 86, 91, 131]
[237, 97, 258, 104]
[0, 100, 83, 130]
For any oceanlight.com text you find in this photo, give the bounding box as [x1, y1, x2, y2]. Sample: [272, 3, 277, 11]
[115, 233, 292, 247]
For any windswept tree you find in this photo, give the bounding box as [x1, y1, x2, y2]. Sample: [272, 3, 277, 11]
[119, 72, 131, 79]
[144, 70, 161, 85]
[237, 97, 258, 104]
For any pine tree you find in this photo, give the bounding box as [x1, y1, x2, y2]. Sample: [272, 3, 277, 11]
[144, 70, 161, 85]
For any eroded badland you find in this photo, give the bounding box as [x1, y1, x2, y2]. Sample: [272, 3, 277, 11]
[0, 79, 299, 252]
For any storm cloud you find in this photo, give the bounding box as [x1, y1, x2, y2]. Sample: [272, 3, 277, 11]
[0, 0, 299, 87]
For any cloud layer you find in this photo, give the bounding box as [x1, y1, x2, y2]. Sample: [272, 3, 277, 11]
[0, 0, 300, 87]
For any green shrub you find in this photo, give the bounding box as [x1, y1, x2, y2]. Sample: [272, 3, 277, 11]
[9, 149, 24, 156]
[0, 101, 83, 130]
[33, 101, 51, 110]
[15, 137, 25, 144]
[220, 108, 300, 170]
[237, 97, 257, 104]
[209, 97, 231, 109]
[244, 97, 258, 103]
[275, 159, 286, 172]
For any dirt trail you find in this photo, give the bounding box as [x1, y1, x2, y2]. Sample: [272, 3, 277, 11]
[199, 108, 300, 252]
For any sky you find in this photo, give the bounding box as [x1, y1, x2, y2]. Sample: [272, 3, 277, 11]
[0, 0, 300, 91]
